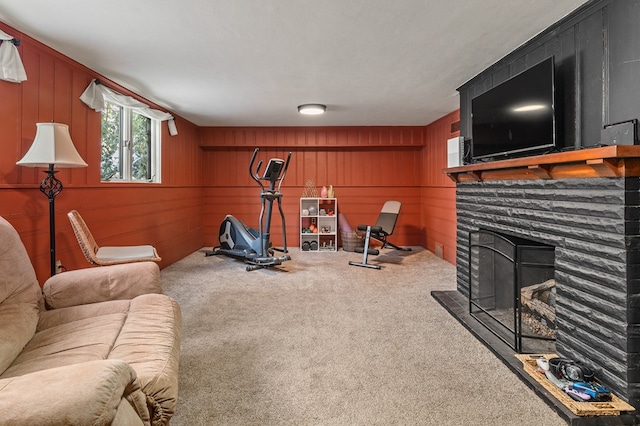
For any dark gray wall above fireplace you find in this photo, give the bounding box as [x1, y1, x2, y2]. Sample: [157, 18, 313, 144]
[458, 0, 640, 151]
[455, 177, 640, 409]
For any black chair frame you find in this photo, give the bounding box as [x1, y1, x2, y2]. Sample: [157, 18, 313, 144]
[349, 201, 411, 270]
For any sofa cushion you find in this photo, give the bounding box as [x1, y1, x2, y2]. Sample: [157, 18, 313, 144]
[1, 299, 130, 379]
[0, 303, 39, 375]
[1, 310, 127, 379]
[36, 299, 131, 333]
[0, 216, 43, 375]
[0, 293, 181, 426]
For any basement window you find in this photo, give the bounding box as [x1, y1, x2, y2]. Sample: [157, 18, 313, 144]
[100, 100, 161, 183]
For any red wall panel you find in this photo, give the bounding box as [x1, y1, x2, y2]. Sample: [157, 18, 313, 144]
[200, 127, 425, 148]
[1, 22, 204, 284]
[421, 110, 459, 263]
[1, 20, 461, 284]
[199, 128, 425, 249]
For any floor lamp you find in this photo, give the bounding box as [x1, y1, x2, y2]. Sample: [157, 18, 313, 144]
[17, 122, 88, 276]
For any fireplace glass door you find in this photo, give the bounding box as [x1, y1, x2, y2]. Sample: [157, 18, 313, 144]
[469, 229, 555, 353]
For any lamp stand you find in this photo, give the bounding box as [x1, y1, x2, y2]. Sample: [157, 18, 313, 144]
[39, 164, 63, 276]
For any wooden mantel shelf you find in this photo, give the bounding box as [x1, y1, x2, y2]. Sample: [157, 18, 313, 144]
[443, 145, 640, 182]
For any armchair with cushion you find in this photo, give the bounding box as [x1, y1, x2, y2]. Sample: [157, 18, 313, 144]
[68, 209, 162, 266]
[0, 215, 181, 426]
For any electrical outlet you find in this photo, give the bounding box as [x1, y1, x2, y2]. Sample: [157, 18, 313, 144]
[435, 243, 444, 259]
[55, 260, 63, 274]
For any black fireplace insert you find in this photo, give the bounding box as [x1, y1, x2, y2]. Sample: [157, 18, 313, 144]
[469, 229, 555, 353]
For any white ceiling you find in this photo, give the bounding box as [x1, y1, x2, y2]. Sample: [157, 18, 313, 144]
[0, 0, 590, 127]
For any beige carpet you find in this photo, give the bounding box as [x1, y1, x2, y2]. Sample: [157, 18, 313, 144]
[161, 246, 566, 426]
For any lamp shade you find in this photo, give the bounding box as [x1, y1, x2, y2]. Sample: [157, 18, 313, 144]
[17, 123, 87, 168]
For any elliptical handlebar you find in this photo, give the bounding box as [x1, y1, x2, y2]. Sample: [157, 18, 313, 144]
[249, 148, 265, 191]
[277, 152, 292, 192]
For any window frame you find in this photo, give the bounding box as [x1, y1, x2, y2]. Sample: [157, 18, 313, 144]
[100, 99, 162, 184]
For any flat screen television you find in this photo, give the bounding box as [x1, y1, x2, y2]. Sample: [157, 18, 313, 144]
[471, 56, 556, 161]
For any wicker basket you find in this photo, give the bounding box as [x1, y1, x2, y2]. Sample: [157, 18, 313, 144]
[340, 230, 364, 252]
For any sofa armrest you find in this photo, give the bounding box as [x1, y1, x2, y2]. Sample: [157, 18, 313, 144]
[43, 262, 161, 309]
[0, 359, 150, 425]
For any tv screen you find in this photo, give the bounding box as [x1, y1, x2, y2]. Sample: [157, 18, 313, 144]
[471, 56, 556, 161]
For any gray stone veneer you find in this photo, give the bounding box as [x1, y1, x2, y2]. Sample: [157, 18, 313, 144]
[455, 177, 640, 407]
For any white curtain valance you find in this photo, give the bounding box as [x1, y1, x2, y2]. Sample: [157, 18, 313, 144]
[80, 79, 178, 136]
[0, 30, 27, 83]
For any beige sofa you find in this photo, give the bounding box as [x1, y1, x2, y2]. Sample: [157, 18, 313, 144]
[0, 216, 181, 426]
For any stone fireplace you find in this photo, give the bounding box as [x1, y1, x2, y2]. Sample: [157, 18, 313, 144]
[445, 146, 640, 412]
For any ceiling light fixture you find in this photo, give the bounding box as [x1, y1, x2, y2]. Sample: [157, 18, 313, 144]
[298, 104, 326, 115]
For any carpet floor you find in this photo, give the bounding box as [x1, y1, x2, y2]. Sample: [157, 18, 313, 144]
[161, 246, 566, 425]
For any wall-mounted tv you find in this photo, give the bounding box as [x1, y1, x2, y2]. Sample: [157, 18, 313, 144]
[471, 56, 556, 161]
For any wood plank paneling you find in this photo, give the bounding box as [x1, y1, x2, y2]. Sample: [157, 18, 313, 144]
[0, 186, 204, 283]
[421, 111, 459, 263]
[1, 20, 463, 285]
[421, 187, 456, 263]
[1, 22, 204, 285]
[0, 77, 21, 186]
[200, 127, 425, 148]
[202, 185, 422, 249]
[201, 121, 459, 260]
[200, 130, 425, 249]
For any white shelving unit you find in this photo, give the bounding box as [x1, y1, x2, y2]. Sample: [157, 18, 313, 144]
[300, 198, 337, 251]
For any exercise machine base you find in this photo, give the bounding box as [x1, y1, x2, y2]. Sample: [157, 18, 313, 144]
[207, 246, 290, 271]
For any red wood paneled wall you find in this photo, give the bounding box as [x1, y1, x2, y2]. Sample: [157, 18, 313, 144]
[0, 22, 204, 284]
[1, 20, 461, 285]
[199, 127, 426, 249]
[421, 111, 459, 263]
[200, 122, 459, 261]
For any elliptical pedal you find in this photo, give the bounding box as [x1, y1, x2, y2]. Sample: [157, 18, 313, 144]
[205, 246, 221, 257]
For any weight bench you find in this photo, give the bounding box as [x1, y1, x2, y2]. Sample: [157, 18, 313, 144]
[349, 200, 411, 269]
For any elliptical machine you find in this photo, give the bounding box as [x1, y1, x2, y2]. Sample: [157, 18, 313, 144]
[206, 148, 292, 271]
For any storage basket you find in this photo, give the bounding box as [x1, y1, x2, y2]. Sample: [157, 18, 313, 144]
[340, 230, 364, 252]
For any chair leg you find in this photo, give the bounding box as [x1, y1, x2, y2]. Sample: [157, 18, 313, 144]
[349, 225, 381, 270]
